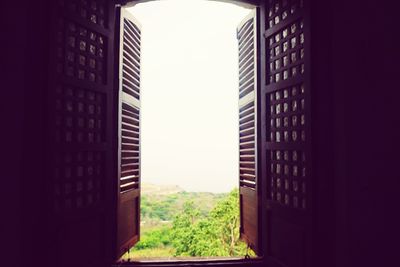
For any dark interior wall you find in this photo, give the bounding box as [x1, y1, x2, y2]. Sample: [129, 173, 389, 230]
[2, 0, 49, 266]
[309, 1, 335, 267]
[332, 1, 399, 266]
[2, 0, 52, 266]
[17, 0, 50, 266]
[2, 2, 27, 267]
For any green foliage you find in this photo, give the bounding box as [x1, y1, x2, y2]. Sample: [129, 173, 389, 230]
[133, 226, 172, 250]
[141, 195, 176, 221]
[140, 192, 226, 223]
[170, 188, 248, 257]
[208, 188, 248, 256]
[129, 188, 253, 259]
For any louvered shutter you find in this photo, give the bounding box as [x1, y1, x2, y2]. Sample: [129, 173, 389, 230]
[115, 6, 142, 260]
[263, 1, 312, 266]
[237, 9, 261, 255]
[45, 0, 116, 265]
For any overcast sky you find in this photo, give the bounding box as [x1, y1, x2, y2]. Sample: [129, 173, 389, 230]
[127, 0, 251, 193]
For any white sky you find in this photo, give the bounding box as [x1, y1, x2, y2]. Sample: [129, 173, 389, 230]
[127, 0, 251, 193]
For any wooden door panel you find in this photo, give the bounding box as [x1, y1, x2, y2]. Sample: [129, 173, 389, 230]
[115, 6, 142, 260]
[237, 9, 261, 255]
[262, 1, 312, 266]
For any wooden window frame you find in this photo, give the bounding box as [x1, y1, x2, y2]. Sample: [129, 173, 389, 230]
[113, 0, 266, 265]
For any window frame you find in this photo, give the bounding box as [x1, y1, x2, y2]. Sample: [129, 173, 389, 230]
[114, 0, 265, 264]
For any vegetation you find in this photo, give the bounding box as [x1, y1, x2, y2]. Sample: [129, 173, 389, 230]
[125, 188, 254, 259]
[140, 191, 226, 223]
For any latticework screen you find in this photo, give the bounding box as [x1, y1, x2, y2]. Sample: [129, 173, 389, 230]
[47, 0, 114, 264]
[51, 0, 110, 214]
[263, 1, 311, 266]
[265, 0, 309, 211]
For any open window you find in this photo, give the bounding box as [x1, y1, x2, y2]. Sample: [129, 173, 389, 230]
[44, 0, 314, 266]
[112, 4, 263, 260]
[113, 4, 263, 260]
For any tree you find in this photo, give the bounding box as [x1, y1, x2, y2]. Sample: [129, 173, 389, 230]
[209, 188, 247, 256]
[171, 201, 202, 256]
[171, 188, 249, 257]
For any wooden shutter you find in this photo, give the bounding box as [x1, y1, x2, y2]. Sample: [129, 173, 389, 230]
[262, 1, 312, 266]
[237, 9, 261, 255]
[45, 0, 116, 265]
[115, 6, 142, 260]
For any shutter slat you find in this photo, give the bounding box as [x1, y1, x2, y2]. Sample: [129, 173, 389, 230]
[124, 20, 141, 46]
[238, 28, 254, 52]
[123, 50, 141, 72]
[123, 34, 141, 59]
[238, 51, 254, 73]
[122, 79, 140, 96]
[239, 64, 255, 86]
[238, 19, 253, 41]
[125, 19, 141, 42]
[239, 45, 254, 64]
[123, 57, 141, 79]
[123, 42, 141, 66]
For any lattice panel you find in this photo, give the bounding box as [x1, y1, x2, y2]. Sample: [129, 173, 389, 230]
[53, 150, 104, 211]
[265, 0, 309, 211]
[268, 84, 306, 143]
[51, 0, 109, 214]
[59, 0, 107, 28]
[52, 84, 105, 212]
[269, 149, 307, 209]
[54, 85, 105, 144]
[267, 18, 304, 84]
[120, 103, 140, 192]
[122, 18, 141, 100]
[267, 0, 304, 29]
[55, 17, 106, 84]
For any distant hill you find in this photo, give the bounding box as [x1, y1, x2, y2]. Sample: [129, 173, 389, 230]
[142, 183, 184, 195]
[140, 183, 227, 228]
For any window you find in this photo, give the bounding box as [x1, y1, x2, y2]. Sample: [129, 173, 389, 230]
[115, 2, 261, 260]
[46, 0, 313, 266]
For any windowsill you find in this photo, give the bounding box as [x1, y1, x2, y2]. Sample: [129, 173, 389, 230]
[126, 256, 250, 261]
[117, 256, 263, 266]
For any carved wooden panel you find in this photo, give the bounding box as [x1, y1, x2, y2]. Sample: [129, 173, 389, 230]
[263, 1, 311, 267]
[268, 83, 307, 210]
[46, 0, 115, 265]
[51, 0, 110, 214]
[265, 0, 309, 212]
